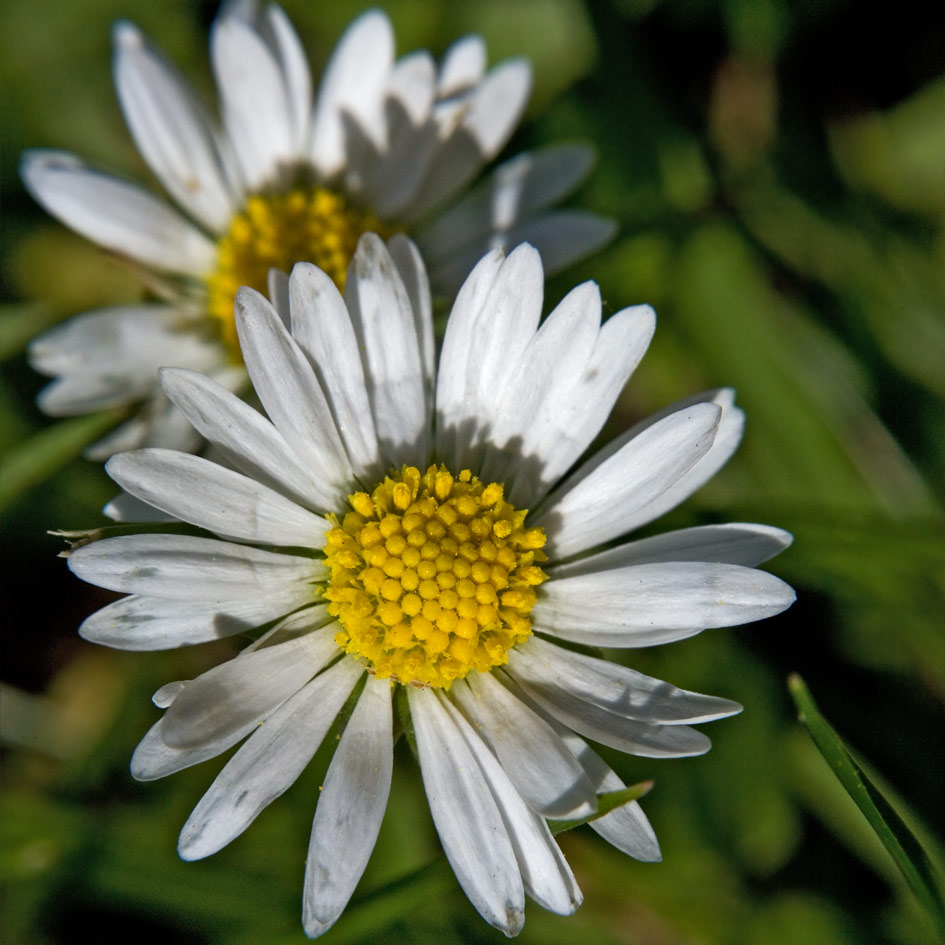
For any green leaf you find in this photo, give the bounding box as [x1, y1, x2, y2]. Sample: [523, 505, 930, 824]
[0, 303, 63, 361]
[0, 411, 123, 509]
[788, 673, 945, 936]
[549, 780, 654, 835]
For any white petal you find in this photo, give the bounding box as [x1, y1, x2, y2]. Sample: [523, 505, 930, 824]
[343, 234, 430, 466]
[550, 523, 794, 578]
[210, 11, 295, 189]
[534, 401, 722, 559]
[388, 235, 435, 398]
[267, 267, 291, 326]
[355, 54, 439, 216]
[265, 3, 313, 154]
[178, 657, 363, 860]
[153, 680, 185, 708]
[244, 604, 333, 650]
[432, 247, 503, 461]
[408, 687, 524, 934]
[32, 309, 223, 416]
[131, 716, 247, 781]
[311, 9, 394, 176]
[30, 304, 219, 378]
[508, 636, 742, 725]
[160, 366, 337, 511]
[68, 532, 318, 598]
[78, 590, 312, 650]
[303, 675, 393, 937]
[112, 21, 235, 230]
[437, 35, 486, 96]
[435, 243, 543, 471]
[499, 210, 616, 276]
[453, 672, 597, 819]
[440, 694, 582, 916]
[553, 726, 662, 862]
[619, 389, 746, 532]
[418, 145, 597, 260]
[106, 448, 330, 547]
[534, 562, 798, 647]
[103, 491, 177, 523]
[403, 60, 532, 220]
[473, 280, 599, 489]
[386, 51, 436, 126]
[235, 287, 353, 499]
[160, 631, 338, 749]
[499, 667, 710, 758]
[287, 263, 382, 481]
[20, 150, 216, 273]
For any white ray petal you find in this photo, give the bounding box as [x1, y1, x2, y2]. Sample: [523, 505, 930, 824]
[388, 235, 435, 397]
[440, 694, 582, 916]
[453, 672, 598, 819]
[160, 366, 336, 511]
[303, 675, 393, 937]
[311, 10, 394, 176]
[106, 448, 329, 547]
[211, 11, 295, 188]
[508, 636, 742, 725]
[408, 687, 524, 934]
[178, 657, 363, 860]
[160, 631, 338, 749]
[131, 716, 249, 781]
[535, 402, 722, 559]
[418, 145, 597, 259]
[534, 562, 797, 647]
[437, 35, 486, 96]
[78, 590, 312, 650]
[403, 60, 532, 220]
[235, 287, 354, 496]
[265, 3, 313, 153]
[499, 668, 711, 758]
[67, 532, 319, 599]
[476, 280, 600, 492]
[287, 263, 382, 481]
[433, 247, 504, 463]
[21, 150, 216, 274]
[550, 523, 794, 578]
[113, 21, 235, 230]
[30, 305, 220, 381]
[551, 724, 662, 862]
[343, 234, 429, 466]
[435, 243, 543, 470]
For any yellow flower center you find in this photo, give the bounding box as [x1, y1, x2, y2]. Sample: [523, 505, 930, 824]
[205, 188, 385, 355]
[324, 465, 547, 689]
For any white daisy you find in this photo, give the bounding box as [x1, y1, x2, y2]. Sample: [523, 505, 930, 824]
[22, 2, 614, 459]
[66, 236, 795, 937]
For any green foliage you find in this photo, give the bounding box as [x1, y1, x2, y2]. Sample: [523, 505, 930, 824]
[789, 674, 945, 939]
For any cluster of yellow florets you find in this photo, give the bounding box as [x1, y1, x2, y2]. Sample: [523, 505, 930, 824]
[205, 187, 383, 354]
[323, 465, 547, 689]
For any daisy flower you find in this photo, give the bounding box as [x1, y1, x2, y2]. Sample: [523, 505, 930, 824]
[22, 2, 614, 459]
[65, 235, 795, 937]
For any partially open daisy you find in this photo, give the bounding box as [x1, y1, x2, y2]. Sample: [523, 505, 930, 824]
[66, 236, 795, 937]
[22, 2, 614, 458]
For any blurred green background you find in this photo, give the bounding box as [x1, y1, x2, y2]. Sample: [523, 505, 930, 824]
[1, 1, 943, 943]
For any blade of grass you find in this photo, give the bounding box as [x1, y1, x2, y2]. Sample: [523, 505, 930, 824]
[0, 411, 122, 509]
[550, 780, 654, 835]
[789, 673, 945, 936]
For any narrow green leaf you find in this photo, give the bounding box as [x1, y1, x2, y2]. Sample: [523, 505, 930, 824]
[0, 411, 122, 509]
[550, 780, 654, 835]
[0, 302, 62, 361]
[788, 673, 945, 935]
